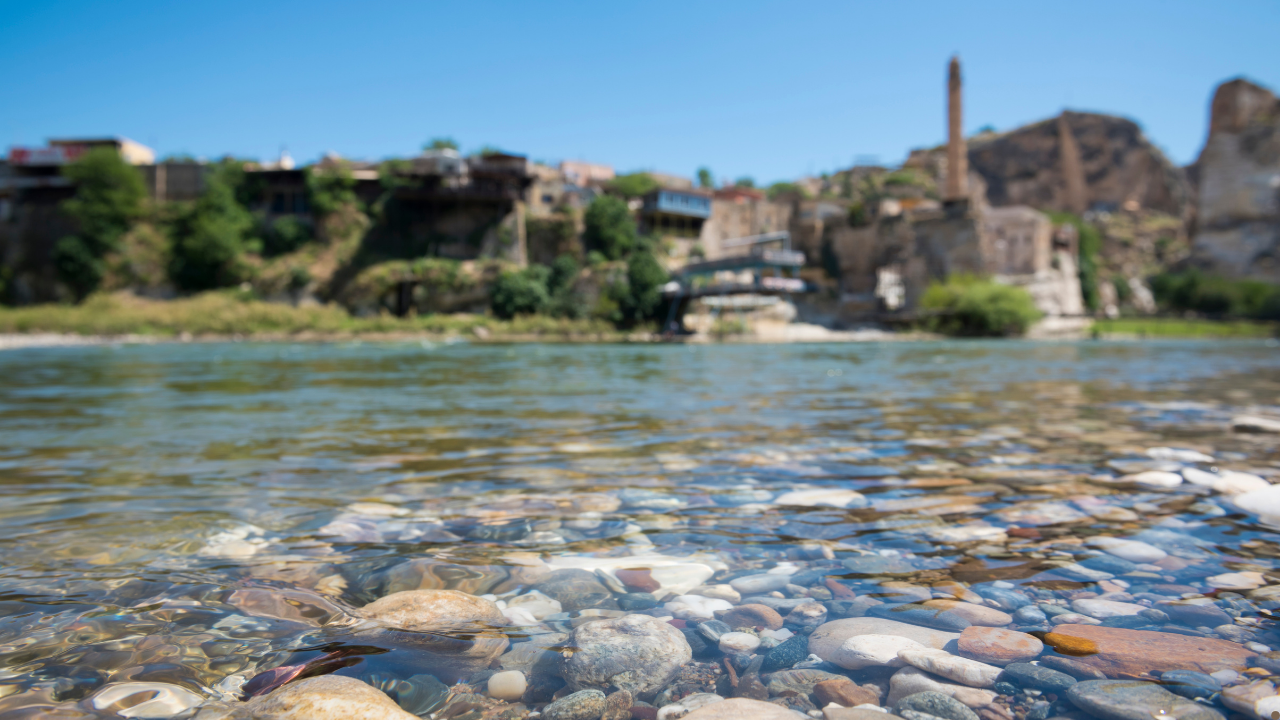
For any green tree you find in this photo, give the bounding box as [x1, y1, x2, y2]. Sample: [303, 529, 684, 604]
[920, 274, 1042, 337]
[583, 195, 637, 261]
[546, 253, 584, 318]
[608, 242, 667, 326]
[168, 161, 256, 291]
[54, 147, 147, 299]
[306, 165, 360, 216]
[696, 167, 714, 188]
[424, 137, 458, 151]
[262, 216, 314, 257]
[766, 182, 809, 200]
[490, 265, 550, 319]
[734, 177, 755, 188]
[609, 172, 659, 198]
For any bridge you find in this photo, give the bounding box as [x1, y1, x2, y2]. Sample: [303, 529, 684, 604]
[660, 231, 813, 332]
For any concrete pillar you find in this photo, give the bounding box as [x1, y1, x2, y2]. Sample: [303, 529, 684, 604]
[945, 56, 968, 201]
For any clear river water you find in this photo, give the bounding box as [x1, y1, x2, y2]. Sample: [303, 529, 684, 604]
[2, 340, 1280, 719]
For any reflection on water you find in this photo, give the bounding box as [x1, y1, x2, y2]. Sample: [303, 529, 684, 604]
[0, 340, 1279, 718]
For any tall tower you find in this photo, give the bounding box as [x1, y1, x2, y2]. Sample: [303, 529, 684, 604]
[946, 55, 968, 201]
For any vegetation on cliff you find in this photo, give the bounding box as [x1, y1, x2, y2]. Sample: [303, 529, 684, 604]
[1150, 271, 1280, 320]
[54, 148, 148, 299]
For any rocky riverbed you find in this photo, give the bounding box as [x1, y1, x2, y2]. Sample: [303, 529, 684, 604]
[1, 341, 1279, 719]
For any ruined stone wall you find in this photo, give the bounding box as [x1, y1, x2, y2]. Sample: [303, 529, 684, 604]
[697, 198, 792, 259]
[1191, 78, 1280, 282]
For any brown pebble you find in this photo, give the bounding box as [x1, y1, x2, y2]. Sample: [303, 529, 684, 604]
[629, 705, 659, 720]
[812, 677, 879, 707]
[1039, 654, 1106, 680]
[616, 569, 661, 593]
[957, 626, 1044, 665]
[1007, 527, 1042, 539]
[715, 603, 784, 630]
[601, 690, 633, 720]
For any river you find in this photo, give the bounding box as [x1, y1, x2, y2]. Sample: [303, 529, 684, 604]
[1, 340, 1279, 718]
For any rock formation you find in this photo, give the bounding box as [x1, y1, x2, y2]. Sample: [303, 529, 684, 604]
[1190, 77, 1280, 282]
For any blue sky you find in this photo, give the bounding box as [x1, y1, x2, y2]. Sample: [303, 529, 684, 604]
[2, 1, 1276, 185]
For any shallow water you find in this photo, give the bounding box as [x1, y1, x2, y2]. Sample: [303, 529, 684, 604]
[2, 340, 1280, 717]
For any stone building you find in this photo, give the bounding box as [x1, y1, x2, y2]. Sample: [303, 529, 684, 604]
[1190, 77, 1280, 282]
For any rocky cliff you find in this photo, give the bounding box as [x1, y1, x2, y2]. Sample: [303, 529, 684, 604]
[1190, 78, 1280, 282]
[906, 112, 1190, 218]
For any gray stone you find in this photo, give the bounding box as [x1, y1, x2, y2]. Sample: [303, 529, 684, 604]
[730, 573, 791, 594]
[696, 619, 732, 643]
[1156, 601, 1233, 629]
[998, 663, 1075, 693]
[237, 675, 418, 720]
[761, 634, 809, 672]
[562, 614, 691, 700]
[1066, 680, 1225, 720]
[869, 603, 971, 632]
[894, 691, 979, 720]
[1158, 670, 1220, 700]
[974, 586, 1032, 610]
[534, 570, 617, 611]
[617, 593, 657, 611]
[543, 689, 607, 720]
[1012, 606, 1047, 625]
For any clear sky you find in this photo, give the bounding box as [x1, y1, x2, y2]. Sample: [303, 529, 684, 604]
[2, 0, 1276, 185]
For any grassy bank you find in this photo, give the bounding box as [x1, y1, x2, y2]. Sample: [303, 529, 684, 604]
[0, 292, 629, 340]
[1093, 317, 1278, 338]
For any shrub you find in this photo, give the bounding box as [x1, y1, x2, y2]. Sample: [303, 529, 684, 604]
[263, 216, 314, 257]
[583, 195, 637, 261]
[306, 165, 360, 216]
[1150, 271, 1280, 320]
[168, 161, 256, 291]
[1049, 213, 1102, 312]
[490, 265, 550, 319]
[56, 147, 148, 299]
[608, 173, 659, 198]
[921, 275, 1042, 337]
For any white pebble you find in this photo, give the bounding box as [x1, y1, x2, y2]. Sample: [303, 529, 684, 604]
[719, 632, 761, 654]
[487, 670, 526, 701]
[1120, 471, 1183, 488]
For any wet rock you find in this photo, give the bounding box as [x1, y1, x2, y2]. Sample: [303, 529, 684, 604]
[1066, 679, 1225, 720]
[562, 614, 692, 700]
[1077, 554, 1138, 575]
[534, 569, 618, 611]
[1070, 598, 1145, 618]
[825, 710, 905, 720]
[656, 693, 724, 719]
[920, 600, 1011, 627]
[361, 673, 449, 716]
[487, 670, 526, 701]
[832, 596, 885, 619]
[236, 675, 418, 720]
[956, 627, 1042, 666]
[997, 663, 1075, 693]
[894, 691, 979, 720]
[1048, 563, 1113, 583]
[618, 592, 658, 611]
[1036, 655, 1105, 680]
[830, 634, 925, 669]
[718, 632, 760, 654]
[767, 668, 845, 698]
[812, 677, 879, 708]
[761, 633, 809, 672]
[974, 586, 1032, 611]
[1157, 670, 1220, 699]
[1221, 680, 1278, 716]
[774, 488, 868, 508]
[729, 573, 790, 595]
[358, 589, 510, 678]
[90, 682, 205, 719]
[601, 690, 633, 720]
[1155, 601, 1232, 628]
[680, 697, 808, 719]
[1205, 571, 1267, 590]
[843, 554, 922, 575]
[1042, 625, 1255, 676]
[696, 619, 732, 643]
[739, 596, 814, 613]
[784, 602, 828, 630]
[810, 618, 961, 665]
[897, 648, 1001, 688]
[1011, 606, 1046, 625]
[869, 603, 971, 631]
[665, 595, 734, 620]
[544, 689, 607, 720]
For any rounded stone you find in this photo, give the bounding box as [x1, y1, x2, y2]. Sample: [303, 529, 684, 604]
[812, 677, 879, 708]
[358, 589, 509, 677]
[810, 618, 961, 665]
[956, 627, 1043, 666]
[718, 632, 760, 654]
[534, 569, 618, 611]
[761, 633, 810, 672]
[830, 634, 925, 670]
[1066, 679, 1226, 720]
[896, 648, 1002, 688]
[239, 675, 418, 720]
[921, 599, 1012, 627]
[543, 689, 607, 720]
[562, 614, 692, 700]
[729, 573, 790, 595]
[487, 670, 526, 702]
[618, 592, 658, 611]
[1158, 670, 1221, 700]
[1087, 537, 1167, 564]
[1070, 598, 1146, 619]
[998, 662, 1076, 693]
[715, 603, 784, 630]
[895, 690, 979, 720]
[680, 698, 809, 719]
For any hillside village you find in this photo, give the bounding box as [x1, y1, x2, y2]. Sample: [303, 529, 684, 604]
[1, 59, 1278, 338]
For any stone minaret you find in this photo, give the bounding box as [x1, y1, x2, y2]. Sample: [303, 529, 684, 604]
[1058, 113, 1088, 214]
[946, 55, 968, 201]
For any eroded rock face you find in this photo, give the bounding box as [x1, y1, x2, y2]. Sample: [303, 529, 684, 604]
[236, 675, 418, 720]
[561, 614, 691, 700]
[1192, 78, 1280, 283]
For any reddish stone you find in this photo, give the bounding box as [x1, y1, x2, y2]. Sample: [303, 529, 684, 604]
[825, 578, 858, 601]
[957, 626, 1044, 666]
[1154, 556, 1193, 571]
[1007, 527, 1042, 539]
[714, 603, 784, 630]
[1044, 625, 1255, 677]
[629, 705, 659, 720]
[616, 568, 661, 593]
[812, 677, 879, 707]
[667, 618, 687, 628]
